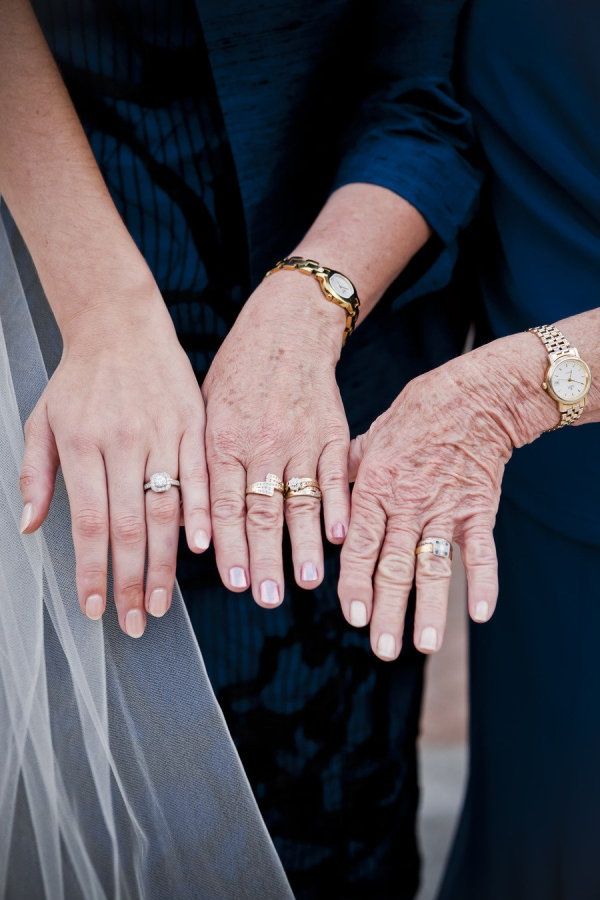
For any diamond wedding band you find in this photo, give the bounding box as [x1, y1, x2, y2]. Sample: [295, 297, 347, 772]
[246, 473, 286, 497]
[285, 477, 322, 500]
[415, 537, 452, 560]
[144, 472, 181, 493]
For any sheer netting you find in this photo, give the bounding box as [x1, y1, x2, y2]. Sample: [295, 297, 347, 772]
[0, 203, 293, 900]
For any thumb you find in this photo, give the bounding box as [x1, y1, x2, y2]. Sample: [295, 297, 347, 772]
[19, 402, 59, 533]
[348, 432, 367, 483]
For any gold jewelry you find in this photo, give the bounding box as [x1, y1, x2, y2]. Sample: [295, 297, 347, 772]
[265, 256, 360, 345]
[246, 473, 285, 497]
[285, 477, 322, 500]
[529, 324, 592, 429]
[415, 538, 452, 560]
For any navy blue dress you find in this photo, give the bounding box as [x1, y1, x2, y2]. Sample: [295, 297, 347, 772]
[439, 1, 600, 897]
[33, 1, 480, 895]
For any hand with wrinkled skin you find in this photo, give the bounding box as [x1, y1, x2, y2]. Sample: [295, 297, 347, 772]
[202, 271, 351, 608]
[338, 332, 556, 661]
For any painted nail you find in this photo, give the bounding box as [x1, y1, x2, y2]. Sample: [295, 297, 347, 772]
[377, 633, 396, 660]
[301, 562, 318, 583]
[332, 522, 346, 540]
[350, 600, 367, 627]
[260, 580, 280, 605]
[474, 600, 489, 623]
[148, 588, 168, 618]
[230, 567, 248, 589]
[419, 626, 438, 652]
[19, 502, 33, 534]
[125, 609, 145, 639]
[193, 529, 210, 551]
[85, 594, 104, 621]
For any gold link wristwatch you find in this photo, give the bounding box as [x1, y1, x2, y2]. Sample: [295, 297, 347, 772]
[529, 324, 592, 429]
[266, 256, 360, 344]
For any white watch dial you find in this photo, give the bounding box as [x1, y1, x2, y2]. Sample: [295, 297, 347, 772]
[328, 272, 354, 299]
[550, 358, 589, 402]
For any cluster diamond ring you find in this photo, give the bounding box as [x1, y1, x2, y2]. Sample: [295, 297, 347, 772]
[285, 477, 322, 500]
[144, 472, 181, 493]
[415, 537, 452, 560]
[246, 473, 286, 497]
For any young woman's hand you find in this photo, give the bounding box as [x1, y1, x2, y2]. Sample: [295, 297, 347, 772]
[20, 284, 210, 638]
[338, 333, 554, 660]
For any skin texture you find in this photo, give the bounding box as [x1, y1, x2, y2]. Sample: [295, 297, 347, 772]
[1, 1, 432, 631]
[340, 317, 600, 661]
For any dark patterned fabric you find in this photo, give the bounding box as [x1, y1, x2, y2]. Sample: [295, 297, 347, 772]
[33, 1, 475, 895]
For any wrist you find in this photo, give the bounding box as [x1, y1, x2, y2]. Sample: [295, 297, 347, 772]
[468, 332, 560, 447]
[245, 270, 346, 364]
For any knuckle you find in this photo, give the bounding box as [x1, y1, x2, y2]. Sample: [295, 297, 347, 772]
[66, 432, 98, 456]
[19, 464, 39, 492]
[150, 561, 176, 580]
[376, 549, 415, 589]
[319, 468, 348, 491]
[73, 509, 107, 540]
[417, 593, 447, 616]
[285, 497, 321, 519]
[246, 501, 282, 531]
[184, 464, 208, 487]
[117, 579, 144, 603]
[112, 514, 146, 545]
[146, 493, 179, 525]
[211, 495, 245, 524]
[416, 554, 453, 581]
[78, 564, 108, 584]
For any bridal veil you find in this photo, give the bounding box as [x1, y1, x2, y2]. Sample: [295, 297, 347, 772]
[0, 203, 292, 899]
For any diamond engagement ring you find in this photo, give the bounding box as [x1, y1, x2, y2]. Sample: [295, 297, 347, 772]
[285, 477, 322, 500]
[144, 472, 181, 493]
[415, 537, 452, 560]
[246, 473, 286, 497]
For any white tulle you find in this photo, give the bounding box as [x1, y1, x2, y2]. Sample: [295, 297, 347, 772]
[0, 204, 292, 900]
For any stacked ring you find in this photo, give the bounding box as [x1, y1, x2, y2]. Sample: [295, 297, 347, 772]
[415, 537, 452, 560]
[246, 473, 286, 497]
[144, 472, 181, 493]
[285, 477, 322, 500]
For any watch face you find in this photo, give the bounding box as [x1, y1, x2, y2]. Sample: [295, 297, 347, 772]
[328, 272, 354, 300]
[549, 357, 590, 402]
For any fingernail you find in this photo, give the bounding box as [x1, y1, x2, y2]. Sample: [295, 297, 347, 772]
[260, 580, 280, 605]
[20, 502, 33, 534]
[148, 587, 168, 618]
[419, 626, 438, 652]
[193, 529, 210, 551]
[332, 522, 346, 540]
[350, 600, 367, 627]
[474, 600, 489, 623]
[85, 594, 104, 621]
[377, 633, 396, 660]
[301, 562, 318, 583]
[125, 609, 145, 639]
[230, 567, 248, 589]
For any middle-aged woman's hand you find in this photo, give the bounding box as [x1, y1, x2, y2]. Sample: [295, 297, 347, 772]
[19, 285, 211, 638]
[338, 333, 553, 661]
[202, 271, 350, 607]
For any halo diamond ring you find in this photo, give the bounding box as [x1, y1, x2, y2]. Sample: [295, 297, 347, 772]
[144, 472, 181, 493]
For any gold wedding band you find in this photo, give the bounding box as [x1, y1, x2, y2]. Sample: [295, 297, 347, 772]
[246, 473, 285, 497]
[285, 477, 322, 500]
[415, 537, 452, 560]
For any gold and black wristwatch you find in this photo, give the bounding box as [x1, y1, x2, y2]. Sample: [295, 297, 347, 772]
[266, 256, 360, 344]
[529, 324, 592, 428]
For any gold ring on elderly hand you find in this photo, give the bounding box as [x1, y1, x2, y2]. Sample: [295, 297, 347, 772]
[144, 472, 181, 493]
[246, 473, 286, 497]
[285, 477, 322, 500]
[415, 537, 452, 560]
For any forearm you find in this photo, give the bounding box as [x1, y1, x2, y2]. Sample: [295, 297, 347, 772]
[249, 183, 431, 359]
[0, 0, 152, 337]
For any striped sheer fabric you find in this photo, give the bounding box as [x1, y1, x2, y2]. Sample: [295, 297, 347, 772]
[0, 205, 292, 899]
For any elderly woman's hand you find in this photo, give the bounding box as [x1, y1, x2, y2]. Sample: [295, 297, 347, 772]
[202, 271, 350, 607]
[338, 332, 554, 660]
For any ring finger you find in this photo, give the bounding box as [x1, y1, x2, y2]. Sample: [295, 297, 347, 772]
[106, 449, 147, 639]
[413, 526, 454, 654]
[245, 463, 286, 608]
[284, 458, 323, 589]
[144, 448, 182, 619]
